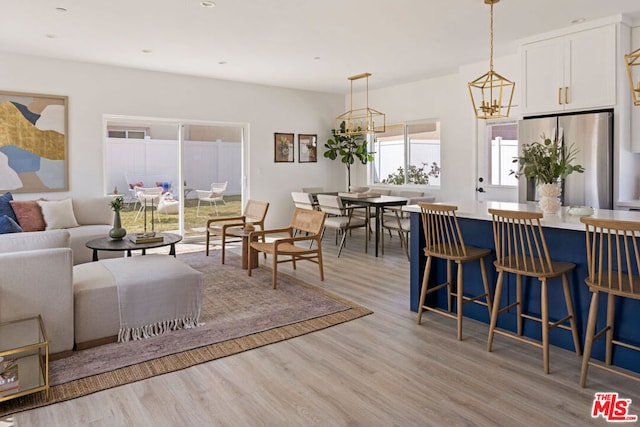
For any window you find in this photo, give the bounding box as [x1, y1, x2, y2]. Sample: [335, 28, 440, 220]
[107, 128, 148, 139]
[488, 123, 518, 186]
[371, 120, 441, 186]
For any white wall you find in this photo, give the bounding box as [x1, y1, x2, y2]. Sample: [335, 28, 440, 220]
[348, 53, 520, 203]
[0, 52, 345, 227]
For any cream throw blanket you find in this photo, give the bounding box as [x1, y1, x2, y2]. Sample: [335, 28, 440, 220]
[101, 255, 203, 342]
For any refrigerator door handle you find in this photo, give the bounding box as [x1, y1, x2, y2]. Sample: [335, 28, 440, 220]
[557, 127, 564, 145]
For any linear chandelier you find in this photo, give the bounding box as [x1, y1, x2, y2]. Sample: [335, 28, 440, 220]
[335, 73, 386, 136]
[625, 47, 640, 106]
[468, 0, 515, 119]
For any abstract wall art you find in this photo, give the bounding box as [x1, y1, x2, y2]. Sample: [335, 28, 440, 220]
[0, 91, 68, 193]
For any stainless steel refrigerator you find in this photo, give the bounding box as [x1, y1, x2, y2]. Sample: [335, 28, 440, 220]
[518, 110, 613, 209]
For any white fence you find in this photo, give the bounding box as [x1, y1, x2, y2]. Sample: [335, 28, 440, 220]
[105, 138, 242, 199]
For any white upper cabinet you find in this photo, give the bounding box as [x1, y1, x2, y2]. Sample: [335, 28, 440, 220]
[521, 24, 616, 115]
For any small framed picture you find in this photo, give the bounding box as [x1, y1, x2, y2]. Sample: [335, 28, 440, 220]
[298, 134, 318, 163]
[274, 132, 294, 163]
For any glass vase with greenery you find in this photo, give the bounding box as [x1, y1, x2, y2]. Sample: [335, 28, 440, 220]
[324, 121, 374, 191]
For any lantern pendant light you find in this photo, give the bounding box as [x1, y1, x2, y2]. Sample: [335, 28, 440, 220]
[624, 47, 640, 106]
[335, 73, 386, 136]
[468, 0, 515, 119]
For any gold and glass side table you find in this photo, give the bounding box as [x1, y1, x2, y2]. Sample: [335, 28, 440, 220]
[0, 315, 49, 402]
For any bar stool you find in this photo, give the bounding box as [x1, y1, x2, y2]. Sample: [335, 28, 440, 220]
[487, 209, 581, 374]
[417, 203, 493, 340]
[580, 217, 640, 387]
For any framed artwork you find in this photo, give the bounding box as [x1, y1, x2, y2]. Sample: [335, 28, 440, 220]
[298, 134, 318, 163]
[0, 90, 69, 193]
[274, 132, 294, 163]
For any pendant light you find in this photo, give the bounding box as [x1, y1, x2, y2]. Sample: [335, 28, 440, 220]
[335, 73, 386, 135]
[468, 0, 515, 119]
[624, 47, 640, 106]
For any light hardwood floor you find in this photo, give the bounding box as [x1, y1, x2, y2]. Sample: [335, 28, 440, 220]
[5, 230, 639, 426]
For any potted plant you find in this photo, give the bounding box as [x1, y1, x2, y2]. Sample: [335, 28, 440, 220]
[513, 135, 584, 213]
[324, 121, 374, 191]
[108, 195, 127, 240]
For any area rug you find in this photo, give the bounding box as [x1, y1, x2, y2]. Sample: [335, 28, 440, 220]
[0, 250, 372, 416]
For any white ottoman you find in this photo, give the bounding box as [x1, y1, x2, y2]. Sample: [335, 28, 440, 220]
[73, 254, 203, 349]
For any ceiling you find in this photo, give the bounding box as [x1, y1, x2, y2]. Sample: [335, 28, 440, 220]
[2, 0, 640, 94]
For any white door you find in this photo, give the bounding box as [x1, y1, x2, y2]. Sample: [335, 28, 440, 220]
[475, 120, 519, 202]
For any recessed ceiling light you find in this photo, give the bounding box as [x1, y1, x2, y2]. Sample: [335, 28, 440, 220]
[45, 34, 56, 39]
[571, 18, 586, 24]
[200, 1, 215, 7]
[218, 61, 227, 65]
[55, 7, 67, 12]
[141, 49, 152, 54]
[314, 56, 321, 60]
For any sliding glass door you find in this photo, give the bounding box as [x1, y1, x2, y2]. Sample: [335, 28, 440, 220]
[104, 116, 245, 240]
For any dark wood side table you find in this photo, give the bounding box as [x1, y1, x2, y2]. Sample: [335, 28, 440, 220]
[86, 232, 182, 261]
[233, 229, 258, 270]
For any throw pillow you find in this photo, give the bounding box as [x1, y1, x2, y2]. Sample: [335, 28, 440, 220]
[38, 199, 80, 230]
[9, 200, 46, 232]
[129, 181, 143, 189]
[0, 192, 18, 223]
[0, 215, 23, 234]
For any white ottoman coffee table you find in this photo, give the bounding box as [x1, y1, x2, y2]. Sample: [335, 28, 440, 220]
[73, 254, 203, 349]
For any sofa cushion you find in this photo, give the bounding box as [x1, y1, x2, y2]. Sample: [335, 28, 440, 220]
[0, 229, 70, 253]
[0, 192, 18, 223]
[67, 224, 119, 265]
[38, 199, 80, 230]
[0, 215, 22, 234]
[72, 197, 113, 226]
[9, 199, 45, 231]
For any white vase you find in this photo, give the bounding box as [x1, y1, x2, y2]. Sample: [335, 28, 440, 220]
[537, 182, 562, 214]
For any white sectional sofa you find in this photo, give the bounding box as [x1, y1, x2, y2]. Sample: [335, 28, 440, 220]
[0, 196, 120, 355]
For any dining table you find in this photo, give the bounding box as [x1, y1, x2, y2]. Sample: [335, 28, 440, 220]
[338, 194, 409, 257]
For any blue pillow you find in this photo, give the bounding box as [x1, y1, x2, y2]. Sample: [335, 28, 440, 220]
[0, 215, 23, 234]
[0, 192, 18, 223]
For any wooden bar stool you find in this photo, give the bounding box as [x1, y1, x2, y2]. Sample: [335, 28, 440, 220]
[487, 209, 581, 374]
[580, 217, 640, 387]
[417, 203, 492, 340]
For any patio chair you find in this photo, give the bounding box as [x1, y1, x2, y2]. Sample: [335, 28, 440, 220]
[195, 181, 227, 216]
[133, 187, 164, 222]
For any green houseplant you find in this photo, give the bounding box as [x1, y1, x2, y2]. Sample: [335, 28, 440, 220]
[324, 121, 374, 191]
[513, 135, 584, 185]
[513, 135, 584, 213]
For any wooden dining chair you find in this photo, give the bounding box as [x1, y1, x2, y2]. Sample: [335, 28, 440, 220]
[487, 208, 581, 374]
[417, 202, 493, 340]
[247, 208, 326, 289]
[580, 216, 640, 387]
[205, 199, 270, 263]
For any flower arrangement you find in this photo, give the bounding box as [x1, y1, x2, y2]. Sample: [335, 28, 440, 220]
[109, 195, 124, 212]
[512, 135, 584, 185]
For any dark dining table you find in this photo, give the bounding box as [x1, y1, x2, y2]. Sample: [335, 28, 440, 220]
[338, 194, 409, 257]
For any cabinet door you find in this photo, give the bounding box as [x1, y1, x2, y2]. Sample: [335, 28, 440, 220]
[521, 39, 565, 115]
[565, 25, 616, 111]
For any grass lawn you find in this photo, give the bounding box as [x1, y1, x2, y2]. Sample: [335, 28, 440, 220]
[118, 195, 243, 239]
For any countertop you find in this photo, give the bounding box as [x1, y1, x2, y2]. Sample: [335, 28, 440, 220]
[403, 200, 640, 231]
